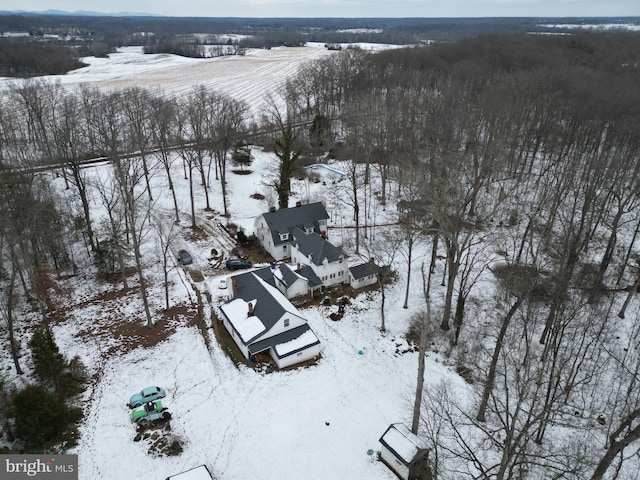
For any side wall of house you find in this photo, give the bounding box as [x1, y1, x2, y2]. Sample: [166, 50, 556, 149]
[350, 273, 378, 289]
[318, 219, 328, 235]
[255, 216, 280, 260]
[313, 259, 348, 287]
[221, 315, 250, 360]
[286, 278, 310, 299]
[379, 445, 410, 480]
[264, 312, 308, 339]
[273, 342, 323, 369]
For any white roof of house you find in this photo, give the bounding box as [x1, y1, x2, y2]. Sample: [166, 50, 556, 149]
[166, 464, 213, 480]
[274, 328, 320, 357]
[220, 297, 265, 342]
[379, 423, 422, 464]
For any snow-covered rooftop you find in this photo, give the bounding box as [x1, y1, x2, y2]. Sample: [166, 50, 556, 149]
[274, 328, 320, 358]
[220, 298, 265, 342]
[379, 423, 423, 464]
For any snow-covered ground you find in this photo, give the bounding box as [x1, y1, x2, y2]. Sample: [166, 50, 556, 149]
[0, 45, 468, 479]
[56, 146, 459, 480]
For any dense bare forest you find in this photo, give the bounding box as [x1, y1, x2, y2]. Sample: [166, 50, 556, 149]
[1, 31, 640, 477]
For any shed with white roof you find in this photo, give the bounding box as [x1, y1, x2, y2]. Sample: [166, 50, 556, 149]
[378, 423, 431, 480]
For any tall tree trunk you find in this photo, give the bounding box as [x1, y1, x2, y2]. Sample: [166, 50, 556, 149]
[426, 234, 438, 301]
[188, 162, 196, 229]
[141, 154, 152, 201]
[379, 275, 386, 332]
[617, 215, 640, 286]
[440, 239, 458, 331]
[5, 263, 23, 374]
[477, 295, 526, 422]
[403, 235, 413, 309]
[412, 263, 432, 433]
[71, 163, 95, 251]
[132, 244, 153, 328]
[618, 272, 640, 319]
[589, 204, 624, 303]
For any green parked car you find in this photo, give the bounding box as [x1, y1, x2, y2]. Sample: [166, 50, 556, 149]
[131, 401, 164, 422]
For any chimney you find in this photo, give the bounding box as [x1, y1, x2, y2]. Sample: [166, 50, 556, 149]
[231, 277, 237, 297]
[248, 302, 254, 316]
[296, 201, 302, 207]
[320, 231, 327, 239]
[297, 262, 301, 272]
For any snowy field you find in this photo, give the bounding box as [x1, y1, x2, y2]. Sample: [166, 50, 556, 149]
[1, 44, 468, 479]
[0, 42, 397, 119]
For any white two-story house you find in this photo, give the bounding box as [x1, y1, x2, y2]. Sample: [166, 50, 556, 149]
[254, 202, 330, 261]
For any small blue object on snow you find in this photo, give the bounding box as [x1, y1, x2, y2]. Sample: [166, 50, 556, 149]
[358, 350, 363, 355]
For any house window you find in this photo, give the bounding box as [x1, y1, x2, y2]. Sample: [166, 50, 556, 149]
[305, 227, 314, 234]
[280, 233, 289, 241]
[284, 318, 289, 327]
[283, 245, 287, 252]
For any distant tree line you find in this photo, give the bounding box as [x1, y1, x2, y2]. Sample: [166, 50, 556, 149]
[3, 13, 634, 76]
[0, 38, 85, 76]
[143, 35, 207, 57]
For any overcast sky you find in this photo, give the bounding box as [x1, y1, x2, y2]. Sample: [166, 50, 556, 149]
[3, 0, 640, 18]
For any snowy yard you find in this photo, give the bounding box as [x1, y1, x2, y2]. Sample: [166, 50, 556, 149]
[0, 45, 467, 479]
[57, 144, 461, 480]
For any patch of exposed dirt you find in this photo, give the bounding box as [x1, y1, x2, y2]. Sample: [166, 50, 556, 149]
[97, 267, 139, 284]
[133, 421, 184, 457]
[45, 274, 199, 360]
[184, 226, 210, 242]
[188, 269, 205, 282]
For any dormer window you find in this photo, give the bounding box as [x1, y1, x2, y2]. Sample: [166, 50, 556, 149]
[279, 232, 289, 241]
[305, 226, 314, 234]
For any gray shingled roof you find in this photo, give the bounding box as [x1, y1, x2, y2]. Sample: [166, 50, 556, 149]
[279, 263, 302, 287]
[224, 270, 320, 356]
[251, 266, 277, 287]
[349, 261, 380, 280]
[293, 229, 345, 266]
[297, 265, 323, 288]
[248, 324, 318, 357]
[227, 271, 287, 342]
[261, 202, 329, 247]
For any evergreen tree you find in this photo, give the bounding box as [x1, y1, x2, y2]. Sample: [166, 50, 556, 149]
[12, 385, 72, 452]
[29, 327, 66, 389]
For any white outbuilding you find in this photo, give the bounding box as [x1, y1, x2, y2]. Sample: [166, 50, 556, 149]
[379, 423, 431, 480]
